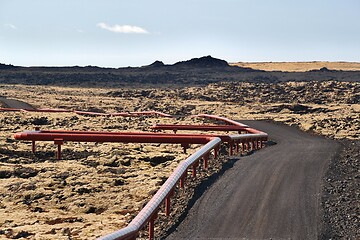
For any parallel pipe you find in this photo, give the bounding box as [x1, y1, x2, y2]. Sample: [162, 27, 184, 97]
[12, 113, 268, 240]
[194, 114, 249, 127]
[23, 108, 72, 113]
[151, 124, 247, 132]
[14, 130, 235, 145]
[14, 131, 215, 145]
[98, 116, 267, 240]
[194, 114, 268, 136]
[0, 108, 22, 112]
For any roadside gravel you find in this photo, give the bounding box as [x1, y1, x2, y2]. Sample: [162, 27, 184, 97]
[321, 139, 360, 239]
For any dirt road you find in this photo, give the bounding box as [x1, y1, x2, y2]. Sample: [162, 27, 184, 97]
[0, 97, 35, 109]
[167, 121, 339, 239]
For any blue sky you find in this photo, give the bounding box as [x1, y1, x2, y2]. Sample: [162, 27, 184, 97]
[1, 0, 359, 67]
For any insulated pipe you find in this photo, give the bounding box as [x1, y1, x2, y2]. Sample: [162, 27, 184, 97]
[22, 108, 72, 113]
[110, 111, 173, 118]
[98, 137, 221, 240]
[151, 124, 247, 132]
[73, 110, 172, 117]
[14, 130, 234, 143]
[26, 130, 234, 140]
[128, 111, 173, 118]
[194, 114, 268, 138]
[194, 114, 249, 127]
[74, 110, 110, 116]
[0, 108, 22, 112]
[11, 112, 268, 240]
[14, 131, 216, 145]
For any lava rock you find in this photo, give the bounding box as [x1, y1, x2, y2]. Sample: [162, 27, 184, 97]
[12, 230, 34, 239]
[13, 167, 38, 178]
[0, 170, 12, 178]
[139, 155, 176, 167]
[31, 117, 50, 125]
[114, 179, 125, 186]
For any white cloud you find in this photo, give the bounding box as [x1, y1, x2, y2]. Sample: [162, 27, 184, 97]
[97, 22, 148, 34]
[4, 23, 17, 29]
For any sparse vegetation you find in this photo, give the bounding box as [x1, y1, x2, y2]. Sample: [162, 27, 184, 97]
[0, 59, 359, 239]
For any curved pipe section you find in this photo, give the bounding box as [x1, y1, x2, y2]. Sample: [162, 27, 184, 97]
[12, 112, 268, 240]
[194, 114, 268, 137]
[98, 137, 221, 240]
[194, 114, 249, 127]
[14, 131, 215, 144]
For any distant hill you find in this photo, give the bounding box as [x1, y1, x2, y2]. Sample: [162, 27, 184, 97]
[0, 63, 17, 70]
[146, 60, 165, 68]
[173, 56, 229, 68]
[142, 56, 230, 68]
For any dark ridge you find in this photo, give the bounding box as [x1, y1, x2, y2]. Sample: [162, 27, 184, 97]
[143, 60, 165, 68]
[1, 58, 359, 87]
[308, 67, 336, 73]
[0, 63, 18, 70]
[173, 55, 229, 68]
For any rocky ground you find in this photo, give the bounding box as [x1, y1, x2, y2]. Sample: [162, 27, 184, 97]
[321, 139, 360, 239]
[0, 80, 359, 239]
[0, 111, 214, 239]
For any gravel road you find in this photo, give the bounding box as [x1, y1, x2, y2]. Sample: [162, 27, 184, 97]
[166, 120, 339, 239]
[0, 97, 35, 109]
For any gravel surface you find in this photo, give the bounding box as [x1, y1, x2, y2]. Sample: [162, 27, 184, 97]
[166, 120, 339, 240]
[321, 139, 360, 239]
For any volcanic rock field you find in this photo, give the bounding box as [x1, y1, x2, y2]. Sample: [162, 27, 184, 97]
[0, 59, 359, 239]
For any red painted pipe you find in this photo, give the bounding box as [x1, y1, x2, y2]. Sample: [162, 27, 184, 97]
[203, 153, 209, 169]
[109, 111, 173, 118]
[194, 114, 268, 136]
[180, 174, 186, 188]
[165, 189, 175, 217]
[14, 131, 216, 144]
[148, 213, 157, 240]
[192, 161, 198, 177]
[74, 110, 110, 116]
[129, 111, 173, 118]
[11, 112, 268, 240]
[151, 124, 247, 132]
[23, 108, 71, 113]
[0, 108, 21, 112]
[165, 197, 171, 216]
[194, 114, 249, 127]
[229, 141, 234, 155]
[15, 130, 234, 143]
[14, 129, 235, 161]
[32, 141, 36, 153]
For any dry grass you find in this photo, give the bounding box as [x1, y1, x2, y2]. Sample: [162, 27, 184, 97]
[230, 61, 360, 72]
[0, 82, 359, 239]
